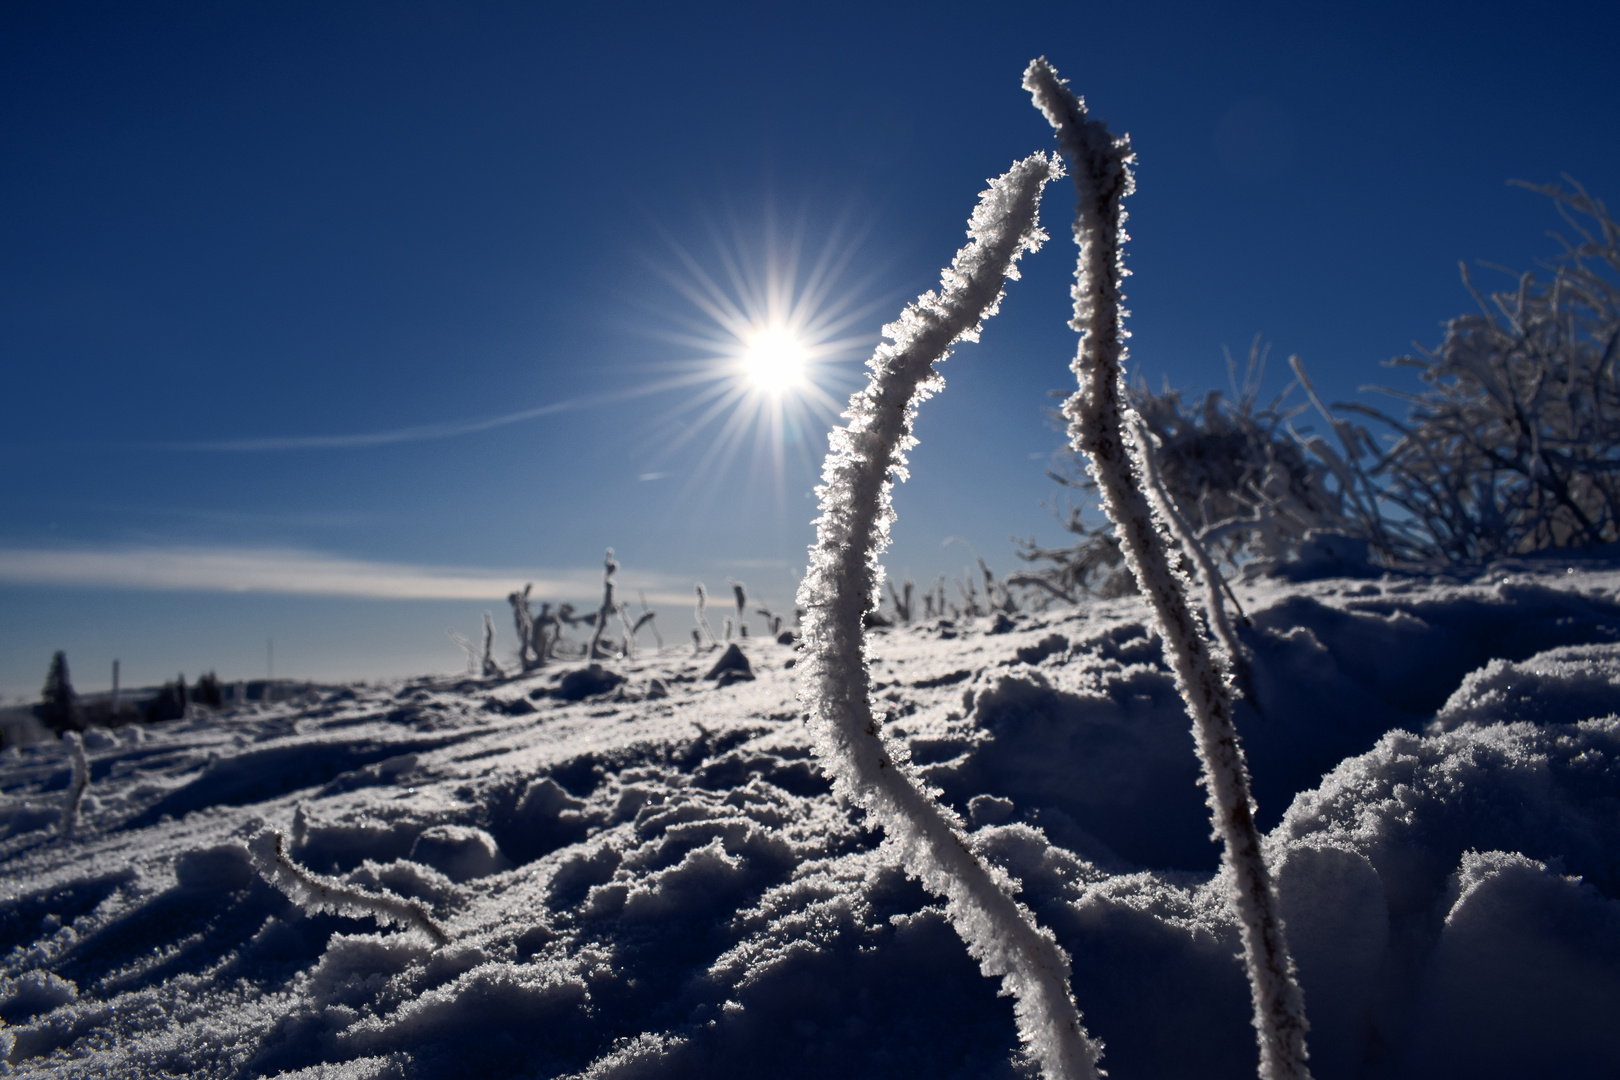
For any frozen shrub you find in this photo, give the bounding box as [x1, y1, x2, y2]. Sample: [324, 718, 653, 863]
[589, 549, 620, 659]
[448, 629, 480, 675]
[1034, 182, 1620, 577]
[693, 583, 718, 649]
[885, 575, 915, 623]
[1025, 341, 1345, 591]
[1342, 179, 1620, 562]
[729, 580, 748, 637]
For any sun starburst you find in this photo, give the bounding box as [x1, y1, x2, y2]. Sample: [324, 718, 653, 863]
[637, 211, 889, 504]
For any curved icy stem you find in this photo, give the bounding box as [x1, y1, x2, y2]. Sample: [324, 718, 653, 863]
[1026, 55, 1312, 1080]
[796, 152, 1101, 1080]
[247, 828, 449, 945]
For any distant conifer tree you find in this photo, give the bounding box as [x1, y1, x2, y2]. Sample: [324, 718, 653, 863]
[38, 651, 84, 735]
[195, 671, 224, 708]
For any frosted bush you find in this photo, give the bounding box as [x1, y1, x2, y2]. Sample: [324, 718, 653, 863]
[1033, 182, 1620, 579]
[1346, 179, 1620, 562]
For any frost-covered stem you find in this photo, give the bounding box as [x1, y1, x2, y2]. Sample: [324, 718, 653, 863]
[1131, 419, 1247, 665]
[590, 549, 620, 659]
[730, 580, 747, 636]
[481, 612, 503, 678]
[797, 152, 1100, 1080]
[693, 583, 717, 648]
[615, 600, 638, 658]
[58, 731, 89, 840]
[510, 585, 538, 670]
[1287, 354, 1393, 553]
[639, 591, 664, 651]
[247, 828, 449, 944]
[1026, 56, 1311, 1080]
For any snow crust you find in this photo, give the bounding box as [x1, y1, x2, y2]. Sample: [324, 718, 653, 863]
[2, 567, 1618, 1079]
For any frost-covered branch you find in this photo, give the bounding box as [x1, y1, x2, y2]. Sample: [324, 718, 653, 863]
[796, 150, 1100, 1080]
[58, 731, 89, 840]
[1131, 418, 1248, 664]
[247, 828, 449, 944]
[1026, 55, 1311, 1080]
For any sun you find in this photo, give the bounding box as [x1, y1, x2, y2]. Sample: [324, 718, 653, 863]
[636, 211, 890, 504]
[741, 325, 809, 396]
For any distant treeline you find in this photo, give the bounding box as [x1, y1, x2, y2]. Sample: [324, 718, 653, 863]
[21, 650, 309, 742]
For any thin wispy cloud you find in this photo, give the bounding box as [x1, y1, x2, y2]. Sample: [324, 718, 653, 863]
[162, 380, 704, 453]
[0, 546, 693, 604]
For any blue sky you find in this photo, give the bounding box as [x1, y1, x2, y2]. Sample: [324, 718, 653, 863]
[3, 0, 1616, 697]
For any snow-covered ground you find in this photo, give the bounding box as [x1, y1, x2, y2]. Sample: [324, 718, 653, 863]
[3, 565, 1619, 1080]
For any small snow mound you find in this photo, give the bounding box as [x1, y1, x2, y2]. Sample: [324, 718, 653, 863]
[264, 1056, 407, 1080]
[174, 842, 256, 892]
[704, 644, 754, 683]
[410, 825, 508, 883]
[1401, 850, 1620, 1077]
[0, 970, 78, 1021]
[1431, 643, 1620, 731]
[967, 794, 1015, 827]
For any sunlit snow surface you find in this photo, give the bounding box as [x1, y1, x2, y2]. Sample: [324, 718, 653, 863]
[4, 568, 1620, 1079]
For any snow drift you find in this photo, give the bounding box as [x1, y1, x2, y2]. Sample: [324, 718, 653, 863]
[2, 565, 1618, 1079]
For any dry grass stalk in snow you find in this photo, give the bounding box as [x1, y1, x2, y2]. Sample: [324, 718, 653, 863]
[481, 612, 503, 678]
[1026, 55, 1312, 1080]
[247, 828, 449, 944]
[796, 148, 1103, 1080]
